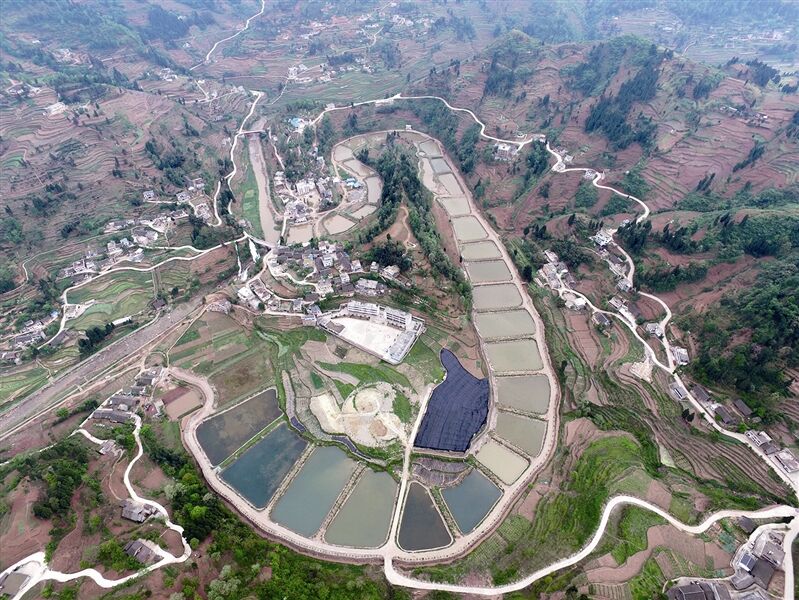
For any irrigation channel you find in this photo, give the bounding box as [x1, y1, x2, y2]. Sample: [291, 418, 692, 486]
[3, 6, 798, 596]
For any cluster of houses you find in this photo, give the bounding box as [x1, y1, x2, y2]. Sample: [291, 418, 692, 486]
[667, 523, 790, 599]
[729, 527, 788, 593]
[591, 227, 634, 292]
[537, 249, 577, 291]
[275, 169, 336, 215]
[236, 277, 275, 311]
[91, 368, 162, 425]
[670, 382, 799, 476]
[270, 241, 402, 302]
[4, 312, 59, 352]
[58, 238, 148, 282]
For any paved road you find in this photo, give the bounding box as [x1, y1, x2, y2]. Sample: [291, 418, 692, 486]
[4, 412, 192, 599]
[0, 300, 200, 441]
[384, 499, 797, 596]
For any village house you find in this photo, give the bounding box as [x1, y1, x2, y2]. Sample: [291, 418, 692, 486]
[713, 404, 739, 427]
[592, 312, 612, 329]
[493, 143, 516, 161]
[123, 539, 159, 564]
[381, 265, 400, 280]
[690, 384, 711, 403]
[121, 499, 156, 523]
[671, 346, 690, 366]
[775, 449, 799, 473]
[609, 296, 626, 311]
[733, 398, 753, 419]
[645, 322, 663, 337]
[592, 229, 613, 247]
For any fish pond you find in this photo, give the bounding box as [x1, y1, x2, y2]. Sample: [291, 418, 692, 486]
[474, 310, 535, 340]
[496, 375, 550, 414]
[466, 260, 512, 283]
[472, 284, 522, 311]
[484, 339, 543, 372]
[441, 469, 502, 534]
[324, 470, 397, 547]
[476, 440, 528, 485]
[460, 241, 502, 260]
[197, 389, 281, 465]
[220, 423, 307, 508]
[451, 216, 487, 241]
[270, 445, 357, 537]
[439, 195, 470, 216]
[397, 482, 452, 551]
[495, 411, 547, 456]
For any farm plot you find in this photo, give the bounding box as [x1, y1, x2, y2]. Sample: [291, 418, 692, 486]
[170, 313, 285, 406]
[68, 271, 154, 331]
[196, 389, 281, 465]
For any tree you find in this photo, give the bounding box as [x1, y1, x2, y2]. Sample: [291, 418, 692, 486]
[522, 265, 533, 280]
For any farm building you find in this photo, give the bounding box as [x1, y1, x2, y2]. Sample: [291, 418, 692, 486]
[713, 405, 738, 427]
[121, 499, 156, 523]
[592, 313, 611, 328]
[123, 539, 159, 564]
[690, 385, 711, 403]
[733, 398, 753, 418]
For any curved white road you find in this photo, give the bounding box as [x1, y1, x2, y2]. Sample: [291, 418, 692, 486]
[5, 413, 191, 599]
[385, 500, 796, 596]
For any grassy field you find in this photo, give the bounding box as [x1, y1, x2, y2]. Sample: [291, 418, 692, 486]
[610, 506, 665, 565]
[628, 556, 666, 600]
[237, 137, 264, 238]
[404, 337, 445, 384]
[392, 391, 412, 423]
[331, 378, 355, 400]
[317, 361, 411, 389]
[310, 371, 324, 390]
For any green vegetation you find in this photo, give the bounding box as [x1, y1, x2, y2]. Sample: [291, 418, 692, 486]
[360, 145, 471, 305]
[1, 437, 91, 559]
[687, 260, 799, 407]
[238, 138, 264, 238]
[310, 371, 324, 390]
[332, 379, 355, 400]
[404, 338, 445, 383]
[574, 181, 598, 208]
[175, 328, 200, 347]
[77, 322, 116, 356]
[96, 539, 143, 572]
[610, 507, 665, 564]
[317, 361, 411, 388]
[583, 45, 663, 150]
[628, 556, 667, 600]
[393, 392, 412, 423]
